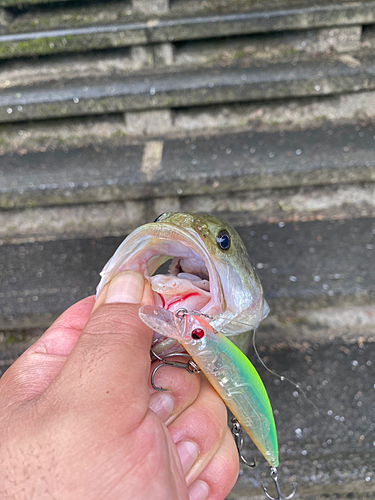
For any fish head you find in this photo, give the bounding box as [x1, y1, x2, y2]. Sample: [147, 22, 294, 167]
[97, 212, 268, 335]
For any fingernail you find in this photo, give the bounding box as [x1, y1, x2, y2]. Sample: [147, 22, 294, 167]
[188, 480, 209, 500]
[105, 271, 145, 304]
[176, 440, 199, 475]
[149, 392, 174, 422]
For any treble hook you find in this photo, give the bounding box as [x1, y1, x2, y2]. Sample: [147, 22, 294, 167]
[230, 418, 256, 468]
[263, 467, 297, 500]
[150, 351, 201, 391]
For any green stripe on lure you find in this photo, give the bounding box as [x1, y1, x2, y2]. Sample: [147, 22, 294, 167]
[139, 305, 279, 468]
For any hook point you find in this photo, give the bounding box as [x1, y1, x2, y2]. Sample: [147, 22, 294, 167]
[262, 468, 296, 500]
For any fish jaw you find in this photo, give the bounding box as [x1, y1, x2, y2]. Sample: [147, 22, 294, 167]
[262, 299, 270, 320]
[97, 222, 224, 317]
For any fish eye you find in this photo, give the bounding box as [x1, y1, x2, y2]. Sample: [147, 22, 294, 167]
[154, 213, 165, 222]
[191, 328, 205, 340]
[216, 230, 231, 251]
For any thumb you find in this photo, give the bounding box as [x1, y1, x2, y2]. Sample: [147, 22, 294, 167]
[46, 271, 155, 425]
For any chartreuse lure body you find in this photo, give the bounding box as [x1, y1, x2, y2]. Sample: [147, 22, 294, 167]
[139, 305, 279, 468]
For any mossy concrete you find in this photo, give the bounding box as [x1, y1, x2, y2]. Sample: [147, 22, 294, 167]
[173, 27, 362, 68]
[1, 90, 375, 156]
[0, 30, 146, 58]
[1, 2, 375, 58]
[0, 50, 136, 90]
[7, 2, 138, 33]
[132, 0, 169, 15]
[0, 8, 11, 34]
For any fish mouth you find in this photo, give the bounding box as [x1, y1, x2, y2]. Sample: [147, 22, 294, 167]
[97, 222, 224, 317]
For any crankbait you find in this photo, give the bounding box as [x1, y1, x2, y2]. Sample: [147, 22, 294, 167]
[139, 306, 297, 500]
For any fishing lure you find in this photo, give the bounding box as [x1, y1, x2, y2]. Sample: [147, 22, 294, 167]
[139, 306, 296, 500]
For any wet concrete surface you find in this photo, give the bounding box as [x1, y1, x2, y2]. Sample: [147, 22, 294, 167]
[228, 337, 375, 499]
[237, 217, 375, 312]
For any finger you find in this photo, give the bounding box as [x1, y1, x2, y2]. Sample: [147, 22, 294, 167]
[92, 274, 154, 314]
[148, 360, 201, 425]
[188, 428, 239, 500]
[42, 271, 155, 429]
[167, 377, 229, 486]
[0, 296, 95, 408]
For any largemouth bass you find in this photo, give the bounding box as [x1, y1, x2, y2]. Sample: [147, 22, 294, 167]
[97, 212, 269, 351]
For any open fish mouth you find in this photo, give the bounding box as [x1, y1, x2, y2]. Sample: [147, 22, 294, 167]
[97, 222, 224, 317]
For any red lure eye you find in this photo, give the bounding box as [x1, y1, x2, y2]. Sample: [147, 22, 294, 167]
[191, 328, 205, 340]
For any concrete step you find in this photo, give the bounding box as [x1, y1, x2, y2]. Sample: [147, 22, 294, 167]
[0, 27, 367, 91]
[0, 2, 374, 58]
[0, 0, 73, 5]
[1, 183, 375, 244]
[1, 216, 374, 332]
[1, 123, 374, 210]
[2, 90, 375, 154]
[2, 55, 375, 123]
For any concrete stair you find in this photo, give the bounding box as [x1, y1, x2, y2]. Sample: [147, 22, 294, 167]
[0, 0, 375, 497]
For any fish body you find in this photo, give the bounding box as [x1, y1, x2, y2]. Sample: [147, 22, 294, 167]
[139, 305, 279, 468]
[97, 212, 269, 351]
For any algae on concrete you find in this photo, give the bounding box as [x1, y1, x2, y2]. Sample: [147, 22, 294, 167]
[0, 30, 146, 58]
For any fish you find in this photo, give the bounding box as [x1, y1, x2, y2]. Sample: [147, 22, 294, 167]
[139, 305, 279, 468]
[96, 212, 269, 351]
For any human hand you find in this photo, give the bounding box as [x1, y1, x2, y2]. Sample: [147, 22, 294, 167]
[0, 271, 239, 500]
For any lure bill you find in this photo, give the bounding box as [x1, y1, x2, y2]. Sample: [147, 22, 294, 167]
[139, 305, 279, 468]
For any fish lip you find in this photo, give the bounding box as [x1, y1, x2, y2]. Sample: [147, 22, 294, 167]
[97, 222, 223, 314]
